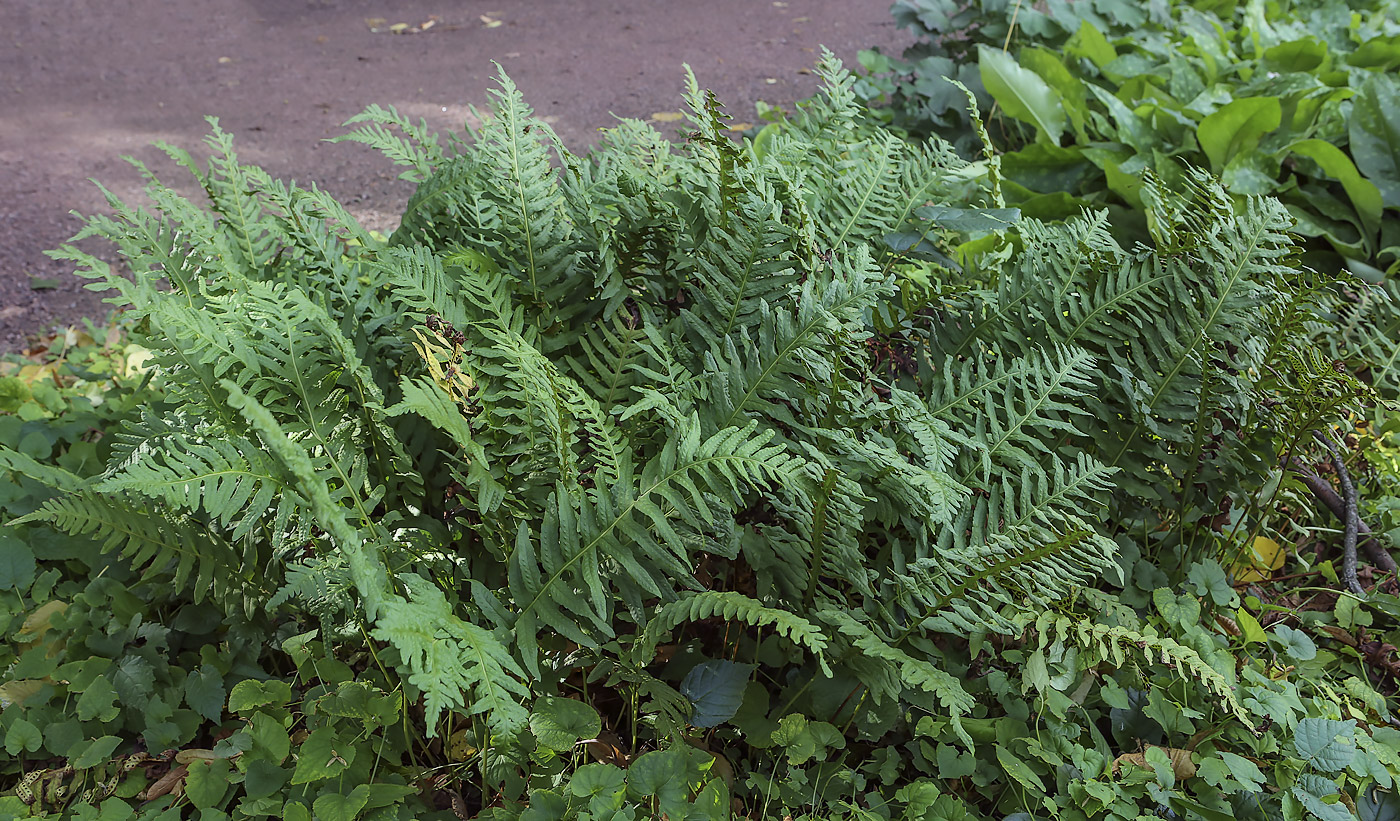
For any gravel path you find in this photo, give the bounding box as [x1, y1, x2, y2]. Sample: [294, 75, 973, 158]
[0, 0, 906, 349]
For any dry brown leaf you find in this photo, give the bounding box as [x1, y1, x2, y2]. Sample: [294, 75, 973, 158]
[1113, 747, 1196, 779]
[584, 730, 630, 767]
[140, 765, 188, 802]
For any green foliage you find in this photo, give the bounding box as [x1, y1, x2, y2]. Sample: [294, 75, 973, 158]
[1, 53, 1398, 820]
[860, 0, 1400, 275]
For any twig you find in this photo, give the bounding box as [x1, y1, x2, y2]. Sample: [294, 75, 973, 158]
[1314, 431, 1365, 596]
[1289, 459, 1400, 576]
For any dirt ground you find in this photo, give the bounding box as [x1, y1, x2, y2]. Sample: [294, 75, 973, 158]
[0, 0, 908, 349]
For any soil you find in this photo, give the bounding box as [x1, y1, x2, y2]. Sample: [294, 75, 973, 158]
[0, 0, 909, 349]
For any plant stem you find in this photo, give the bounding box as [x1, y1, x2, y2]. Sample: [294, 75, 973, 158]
[1314, 431, 1365, 596]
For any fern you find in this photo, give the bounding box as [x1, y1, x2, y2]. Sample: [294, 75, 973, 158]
[28, 59, 1337, 800]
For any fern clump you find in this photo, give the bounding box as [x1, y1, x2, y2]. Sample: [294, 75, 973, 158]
[3, 52, 1388, 820]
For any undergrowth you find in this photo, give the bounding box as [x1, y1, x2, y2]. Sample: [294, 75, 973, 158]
[1, 54, 1399, 820]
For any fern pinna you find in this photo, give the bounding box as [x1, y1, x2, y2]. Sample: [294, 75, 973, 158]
[6, 53, 1357, 816]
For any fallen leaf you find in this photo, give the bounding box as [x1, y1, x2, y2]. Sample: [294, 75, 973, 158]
[1232, 536, 1286, 582]
[793, 16, 810, 22]
[448, 728, 476, 762]
[651, 111, 685, 122]
[140, 765, 188, 802]
[726, 122, 754, 131]
[765, 78, 779, 84]
[584, 730, 631, 767]
[1113, 747, 1196, 779]
[365, 16, 386, 29]
[217, 56, 232, 65]
[420, 18, 437, 31]
[479, 14, 502, 27]
[389, 22, 410, 32]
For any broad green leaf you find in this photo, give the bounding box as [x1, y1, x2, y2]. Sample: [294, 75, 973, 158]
[227, 679, 293, 713]
[1290, 139, 1382, 239]
[1350, 74, 1400, 208]
[1294, 718, 1356, 772]
[312, 785, 371, 821]
[529, 696, 602, 751]
[1187, 560, 1233, 607]
[627, 749, 685, 800]
[1197, 97, 1281, 174]
[979, 45, 1066, 144]
[1272, 625, 1317, 661]
[4, 718, 42, 755]
[996, 745, 1046, 794]
[77, 676, 120, 722]
[1020, 47, 1087, 138]
[1152, 589, 1201, 631]
[911, 205, 1021, 233]
[569, 763, 626, 799]
[71, 735, 122, 768]
[1293, 774, 1354, 821]
[184, 665, 226, 723]
[249, 712, 290, 764]
[184, 758, 231, 810]
[1065, 21, 1116, 68]
[1263, 38, 1328, 72]
[1347, 35, 1400, 71]
[242, 760, 289, 800]
[680, 659, 754, 728]
[0, 535, 35, 590]
[291, 728, 354, 785]
[936, 743, 977, 779]
[1217, 752, 1266, 792]
[1235, 608, 1267, 645]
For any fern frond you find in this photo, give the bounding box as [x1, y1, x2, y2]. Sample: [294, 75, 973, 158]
[375, 574, 530, 738]
[509, 418, 802, 670]
[94, 434, 282, 542]
[637, 591, 830, 670]
[817, 609, 975, 746]
[13, 493, 245, 601]
[332, 103, 445, 182]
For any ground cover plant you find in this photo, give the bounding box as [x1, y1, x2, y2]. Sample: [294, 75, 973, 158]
[1, 54, 1399, 820]
[858, 0, 1400, 281]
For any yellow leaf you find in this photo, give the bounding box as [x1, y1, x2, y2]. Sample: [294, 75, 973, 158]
[650, 112, 685, 122]
[1233, 536, 1286, 582]
[0, 680, 45, 709]
[389, 22, 410, 32]
[448, 727, 476, 761]
[17, 600, 67, 644]
[725, 122, 754, 131]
